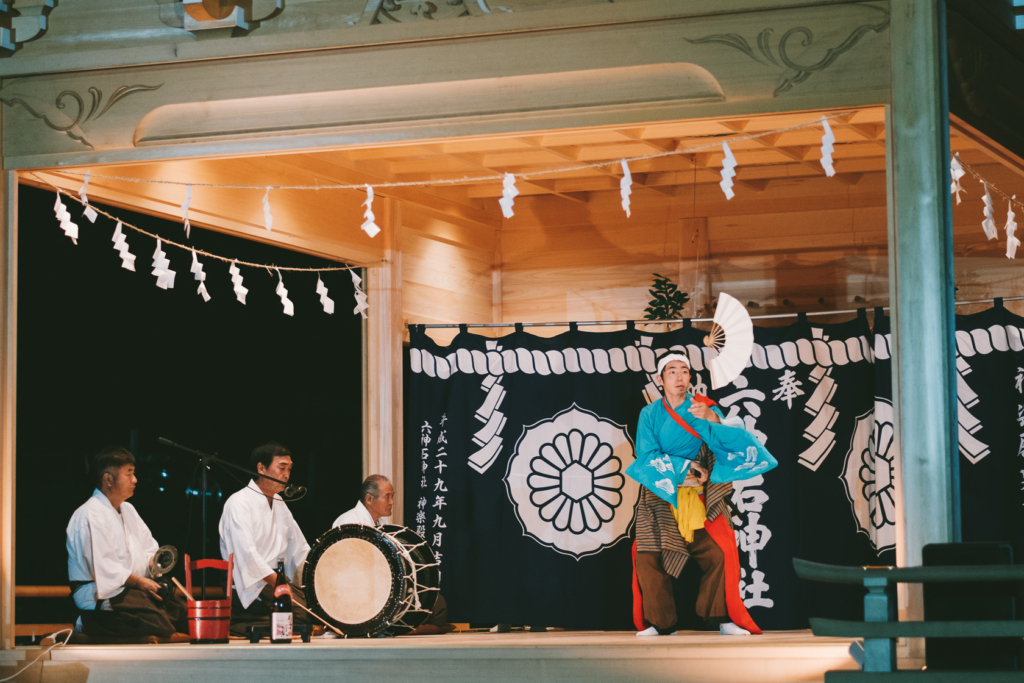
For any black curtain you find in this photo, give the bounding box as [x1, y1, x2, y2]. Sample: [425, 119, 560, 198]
[405, 316, 888, 630]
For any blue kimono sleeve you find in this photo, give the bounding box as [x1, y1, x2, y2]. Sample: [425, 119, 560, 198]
[698, 420, 778, 484]
[626, 405, 692, 505]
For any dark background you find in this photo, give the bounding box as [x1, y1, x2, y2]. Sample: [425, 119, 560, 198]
[15, 184, 364, 626]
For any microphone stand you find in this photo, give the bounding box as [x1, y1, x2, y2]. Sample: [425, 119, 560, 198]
[158, 437, 299, 600]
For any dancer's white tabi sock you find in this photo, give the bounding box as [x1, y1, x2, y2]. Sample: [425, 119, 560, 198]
[719, 622, 751, 636]
[636, 626, 676, 636]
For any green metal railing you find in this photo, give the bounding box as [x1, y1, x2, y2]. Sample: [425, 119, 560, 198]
[793, 558, 1024, 681]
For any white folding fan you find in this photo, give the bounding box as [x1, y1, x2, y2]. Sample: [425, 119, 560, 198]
[704, 292, 754, 390]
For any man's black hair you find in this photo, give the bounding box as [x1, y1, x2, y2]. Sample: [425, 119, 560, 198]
[249, 441, 292, 472]
[90, 446, 135, 489]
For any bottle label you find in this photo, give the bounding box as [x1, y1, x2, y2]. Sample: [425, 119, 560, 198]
[271, 612, 293, 640]
[274, 584, 292, 598]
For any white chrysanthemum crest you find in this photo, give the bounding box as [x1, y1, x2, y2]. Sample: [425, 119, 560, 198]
[499, 173, 519, 218]
[54, 193, 79, 244]
[191, 250, 211, 302]
[263, 187, 273, 232]
[181, 184, 192, 238]
[950, 153, 966, 205]
[1006, 196, 1019, 260]
[111, 222, 135, 271]
[719, 142, 737, 200]
[361, 185, 381, 238]
[619, 160, 632, 218]
[819, 118, 836, 177]
[229, 260, 247, 304]
[151, 239, 176, 289]
[79, 172, 98, 223]
[351, 270, 368, 319]
[274, 268, 294, 316]
[982, 181, 997, 240]
[316, 275, 335, 314]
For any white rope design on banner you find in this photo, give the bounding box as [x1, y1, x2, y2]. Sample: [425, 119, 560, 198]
[409, 335, 875, 380]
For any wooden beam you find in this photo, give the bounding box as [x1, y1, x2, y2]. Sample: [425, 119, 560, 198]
[288, 153, 501, 230]
[365, 198, 404, 525]
[951, 113, 1024, 181]
[23, 170, 382, 266]
[0, 171, 15, 652]
[719, 120, 867, 186]
[444, 152, 589, 205]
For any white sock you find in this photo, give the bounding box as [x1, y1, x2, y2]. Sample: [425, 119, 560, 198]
[719, 622, 750, 636]
[636, 626, 676, 636]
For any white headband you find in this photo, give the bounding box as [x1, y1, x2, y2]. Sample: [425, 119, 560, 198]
[657, 352, 690, 376]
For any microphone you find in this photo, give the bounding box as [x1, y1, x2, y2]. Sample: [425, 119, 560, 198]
[283, 484, 306, 498]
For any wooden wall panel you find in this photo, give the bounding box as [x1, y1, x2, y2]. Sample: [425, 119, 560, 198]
[400, 205, 494, 345]
[500, 172, 894, 329]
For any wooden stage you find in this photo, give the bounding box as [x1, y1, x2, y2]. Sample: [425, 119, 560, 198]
[1, 630, 860, 683]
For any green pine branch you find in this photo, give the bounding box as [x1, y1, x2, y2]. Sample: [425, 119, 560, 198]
[643, 273, 690, 320]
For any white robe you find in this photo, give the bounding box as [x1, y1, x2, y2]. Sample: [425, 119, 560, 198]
[66, 489, 159, 610]
[332, 501, 383, 528]
[219, 481, 310, 609]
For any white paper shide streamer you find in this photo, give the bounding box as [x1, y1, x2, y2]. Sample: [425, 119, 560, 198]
[619, 160, 632, 218]
[53, 193, 79, 244]
[361, 185, 381, 238]
[191, 250, 211, 302]
[1006, 196, 1019, 259]
[263, 187, 273, 232]
[151, 239, 176, 289]
[720, 142, 737, 200]
[111, 222, 135, 271]
[317, 275, 335, 314]
[950, 154, 966, 205]
[79, 172, 98, 223]
[229, 260, 248, 304]
[982, 181, 998, 240]
[181, 184, 192, 238]
[351, 270, 369, 319]
[819, 118, 836, 177]
[499, 173, 519, 218]
[274, 268, 295, 316]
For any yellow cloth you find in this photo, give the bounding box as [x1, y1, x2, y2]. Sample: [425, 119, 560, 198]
[673, 486, 707, 543]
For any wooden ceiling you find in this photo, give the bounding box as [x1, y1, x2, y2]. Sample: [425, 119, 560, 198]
[339, 108, 891, 204]
[25, 105, 1024, 330]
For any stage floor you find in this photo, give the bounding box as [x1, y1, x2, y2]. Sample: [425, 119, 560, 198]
[2, 630, 860, 683]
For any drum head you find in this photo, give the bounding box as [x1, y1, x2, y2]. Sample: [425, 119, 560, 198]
[303, 524, 405, 636]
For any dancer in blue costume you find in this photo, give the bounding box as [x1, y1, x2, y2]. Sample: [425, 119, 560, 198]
[628, 352, 777, 637]
[627, 354, 777, 506]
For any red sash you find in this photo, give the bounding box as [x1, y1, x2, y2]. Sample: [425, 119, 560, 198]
[661, 395, 718, 440]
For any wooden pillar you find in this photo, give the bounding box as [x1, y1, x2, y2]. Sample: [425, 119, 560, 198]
[886, 0, 959, 573]
[365, 198, 404, 524]
[0, 170, 17, 651]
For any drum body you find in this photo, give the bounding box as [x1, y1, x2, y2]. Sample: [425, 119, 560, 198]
[303, 524, 439, 636]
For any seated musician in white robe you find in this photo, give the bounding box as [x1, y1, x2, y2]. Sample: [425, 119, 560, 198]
[332, 474, 393, 527]
[218, 441, 312, 637]
[66, 446, 187, 639]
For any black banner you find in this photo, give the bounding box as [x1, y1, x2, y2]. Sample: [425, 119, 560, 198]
[406, 308, 1024, 629]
